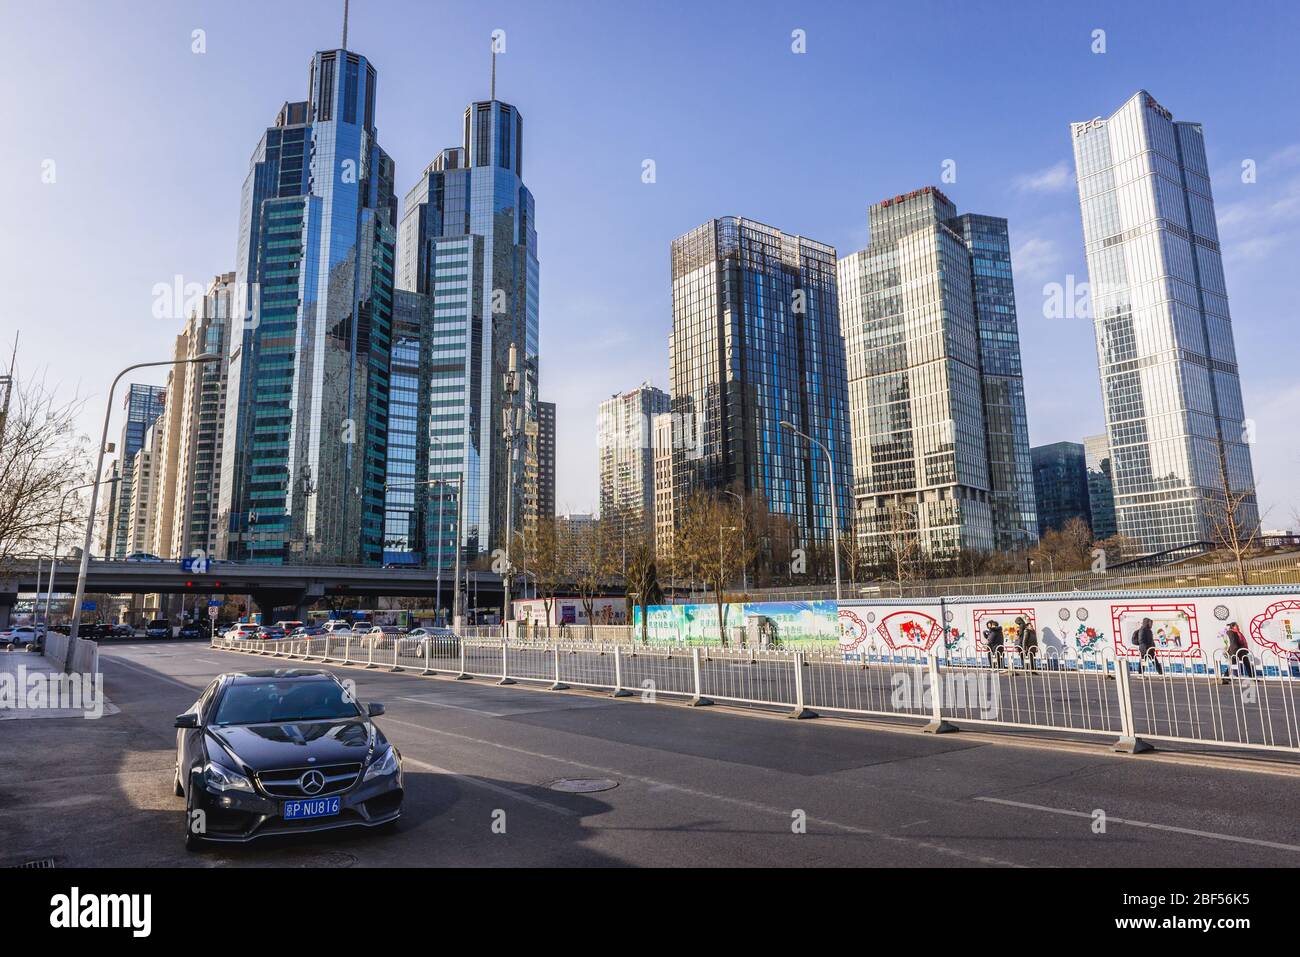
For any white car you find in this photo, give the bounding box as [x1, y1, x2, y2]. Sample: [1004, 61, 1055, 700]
[321, 621, 353, 635]
[402, 628, 460, 657]
[2, 625, 42, 650]
[223, 623, 261, 641]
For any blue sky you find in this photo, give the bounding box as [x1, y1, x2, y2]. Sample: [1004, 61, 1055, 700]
[3, 0, 1299, 524]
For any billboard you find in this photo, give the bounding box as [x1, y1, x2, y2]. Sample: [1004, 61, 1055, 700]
[634, 600, 839, 647]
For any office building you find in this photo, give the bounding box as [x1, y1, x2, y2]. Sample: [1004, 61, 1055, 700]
[218, 45, 397, 565]
[838, 186, 1038, 562]
[652, 411, 674, 559]
[396, 92, 539, 566]
[1071, 90, 1258, 552]
[1031, 441, 1091, 536]
[670, 217, 852, 548]
[536, 400, 556, 523]
[108, 383, 167, 559]
[1083, 432, 1118, 540]
[598, 383, 670, 543]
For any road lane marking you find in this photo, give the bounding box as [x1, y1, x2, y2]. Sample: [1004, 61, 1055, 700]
[402, 757, 577, 816]
[380, 715, 1023, 867]
[974, 797, 1300, 853]
[396, 695, 508, 717]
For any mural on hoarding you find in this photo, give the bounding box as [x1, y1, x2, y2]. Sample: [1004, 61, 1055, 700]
[1110, 603, 1199, 658]
[1249, 600, 1300, 659]
[635, 601, 838, 646]
[876, 610, 942, 651]
[972, 607, 1036, 651]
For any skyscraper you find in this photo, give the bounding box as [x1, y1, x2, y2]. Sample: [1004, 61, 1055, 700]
[218, 46, 397, 565]
[670, 217, 852, 548]
[598, 383, 670, 543]
[1083, 433, 1118, 540]
[536, 400, 556, 524]
[837, 186, 1037, 562]
[108, 383, 166, 559]
[171, 274, 235, 561]
[1072, 91, 1258, 553]
[396, 94, 539, 564]
[1031, 441, 1090, 536]
[652, 411, 675, 559]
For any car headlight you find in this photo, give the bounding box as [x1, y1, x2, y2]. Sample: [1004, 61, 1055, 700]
[203, 760, 254, 793]
[363, 746, 400, 782]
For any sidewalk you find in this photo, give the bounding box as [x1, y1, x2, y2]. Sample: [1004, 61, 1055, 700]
[0, 649, 119, 720]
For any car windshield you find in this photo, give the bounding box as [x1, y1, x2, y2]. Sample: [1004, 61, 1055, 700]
[214, 680, 362, 726]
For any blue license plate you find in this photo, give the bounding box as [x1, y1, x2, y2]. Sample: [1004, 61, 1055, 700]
[283, 796, 341, 820]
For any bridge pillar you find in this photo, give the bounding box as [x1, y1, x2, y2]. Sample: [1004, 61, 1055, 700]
[250, 588, 308, 623]
[0, 590, 15, 629]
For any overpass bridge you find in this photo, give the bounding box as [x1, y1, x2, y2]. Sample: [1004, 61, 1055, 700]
[0, 559, 508, 625]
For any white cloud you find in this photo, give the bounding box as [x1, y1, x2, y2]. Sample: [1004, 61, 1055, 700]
[1014, 161, 1073, 194]
[1010, 234, 1064, 287]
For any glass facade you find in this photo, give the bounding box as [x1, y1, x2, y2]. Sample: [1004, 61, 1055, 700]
[598, 384, 670, 543]
[1083, 433, 1118, 539]
[837, 187, 1037, 562]
[396, 98, 539, 565]
[109, 383, 167, 558]
[1031, 441, 1090, 536]
[669, 217, 852, 547]
[218, 51, 396, 565]
[1072, 90, 1258, 552]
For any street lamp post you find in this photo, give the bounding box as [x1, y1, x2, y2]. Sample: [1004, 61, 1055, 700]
[722, 489, 747, 593]
[42, 476, 120, 630]
[719, 525, 737, 644]
[780, 420, 842, 603]
[71, 354, 221, 640]
[386, 470, 461, 626]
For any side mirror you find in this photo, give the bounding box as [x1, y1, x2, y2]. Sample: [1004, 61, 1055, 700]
[174, 713, 199, 729]
[367, 702, 385, 717]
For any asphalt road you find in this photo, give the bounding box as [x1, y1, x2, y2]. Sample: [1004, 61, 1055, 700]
[2, 639, 1298, 867]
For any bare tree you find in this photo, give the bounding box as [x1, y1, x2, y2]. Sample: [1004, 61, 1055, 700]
[673, 492, 755, 644]
[0, 370, 92, 572]
[624, 537, 662, 643]
[1209, 438, 1262, 585]
[568, 516, 620, 633]
[872, 501, 922, 597]
[520, 517, 563, 624]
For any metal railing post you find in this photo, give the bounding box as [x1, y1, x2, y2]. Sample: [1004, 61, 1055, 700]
[788, 651, 817, 719]
[422, 638, 433, 676]
[611, 645, 632, 698]
[455, 638, 471, 680]
[343, 635, 351, 665]
[549, 642, 569, 691]
[1112, 655, 1152, 753]
[922, 650, 958, 733]
[366, 637, 376, 669]
[390, 639, 403, 673]
[687, 646, 712, 707]
[498, 639, 516, 686]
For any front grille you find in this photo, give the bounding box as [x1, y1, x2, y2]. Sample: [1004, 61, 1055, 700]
[256, 762, 362, 798]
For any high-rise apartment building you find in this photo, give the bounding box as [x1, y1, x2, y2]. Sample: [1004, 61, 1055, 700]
[670, 217, 852, 548]
[146, 335, 189, 561]
[652, 412, 675, 559]
[219, 46, 397, 565]
[1072, 90, 1258, 552]
[108, 383, 167, 559]
[837, 187, 1037, 562]
[1031, 441, 1091, 536]
[598, 384, 669, 543]
[396, 93, 539, 565]
[170, 274, 234, 561]
[536, 401, 556, 524]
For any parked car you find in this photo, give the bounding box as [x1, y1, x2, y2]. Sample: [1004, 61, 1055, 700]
[402, 627, 459, 658]
[224, 623, 261, 641]
[111, 623, 136, 638]
[1, 625, 42, 651]
[321, 620, 354, 635]
[290, 624, 328, 638]
[145, 619, 174, 639]
[273, 620, 305, 634]
[178, 622, 202, 640]
[256, 625, 287, 641]
[173, 670, 402, 849]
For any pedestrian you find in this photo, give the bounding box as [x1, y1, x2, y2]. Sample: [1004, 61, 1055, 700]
[1223, 621, 1253, 681]
[1017, 616, 1039, 670]
[984, 619, 1006, 671]
[1135, 616, 1162, 675]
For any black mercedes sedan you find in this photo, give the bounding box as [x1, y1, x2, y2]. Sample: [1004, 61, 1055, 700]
[173, 669, 403, 850]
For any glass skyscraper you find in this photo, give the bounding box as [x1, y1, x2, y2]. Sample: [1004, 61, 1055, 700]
[1072, 91, 1257, 553]
[218, 47, 397, 565]
[1031, 441, 1090, 536]
[108, 383, 167, 559]
[837, 187, 1037, 562]
[396, 96, 539, 565]
[669, 217, 852, 547]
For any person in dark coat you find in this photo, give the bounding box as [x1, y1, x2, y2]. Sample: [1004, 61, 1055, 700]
[1136, 617, 1161, 675]
[984, 619, 1005, 670]
[1017, 616, 1039, 669]
[1224, 622, 1253, 680]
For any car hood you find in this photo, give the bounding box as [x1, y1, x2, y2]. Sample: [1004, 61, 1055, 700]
[206, 718, 377, 771]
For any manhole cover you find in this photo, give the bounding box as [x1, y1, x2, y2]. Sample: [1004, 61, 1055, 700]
[548, 778, 618, 793]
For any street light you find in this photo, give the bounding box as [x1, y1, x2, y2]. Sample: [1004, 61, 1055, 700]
[719, 525, 737, 644]
[70, 353, 222, 640]
[41, 475, 120, 630]
[721, 489, 747, 594]
[780, 420, 842, 603]
[385, 469, 461, 626]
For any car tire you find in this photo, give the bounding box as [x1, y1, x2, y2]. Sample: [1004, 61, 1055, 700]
[183, 782, 204, 852]
[173, 766, 184, 797]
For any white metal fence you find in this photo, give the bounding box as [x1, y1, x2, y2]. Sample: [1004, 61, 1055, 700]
[209, 635, 1300, 755]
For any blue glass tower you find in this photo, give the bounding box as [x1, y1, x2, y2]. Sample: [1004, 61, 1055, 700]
[396, 96, 539, 565]
[219, 47, 397, 565]
[109, 383, 167, 559]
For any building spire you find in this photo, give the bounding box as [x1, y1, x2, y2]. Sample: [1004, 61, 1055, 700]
[490, 42, 496, 100]
[342, 0, 349, 49]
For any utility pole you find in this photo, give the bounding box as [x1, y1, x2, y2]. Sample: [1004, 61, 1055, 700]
[0, 332, 16, 446]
